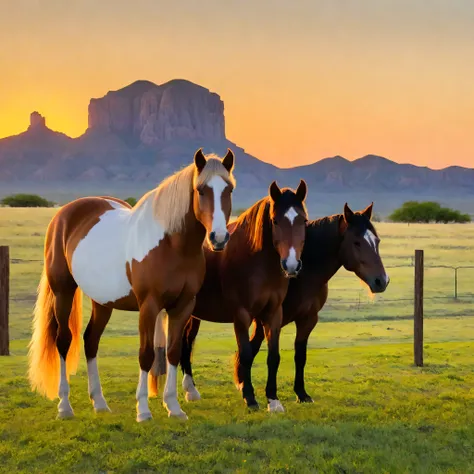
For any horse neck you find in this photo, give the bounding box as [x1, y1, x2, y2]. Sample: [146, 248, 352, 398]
[178, 200, 206, 255]
[238, 203, 280, 270]
[304, 215, 344, 282]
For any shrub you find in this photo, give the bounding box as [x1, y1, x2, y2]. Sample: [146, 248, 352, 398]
[124, 197, 137, 207]
[1, 194, 54, 208]
[389, 201, 470, 223]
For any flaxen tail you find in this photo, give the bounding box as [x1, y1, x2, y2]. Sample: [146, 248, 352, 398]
[28, 270, 83, 400]
[148, 310, 168, 397]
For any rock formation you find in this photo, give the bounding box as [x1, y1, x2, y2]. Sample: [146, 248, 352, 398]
[87, 79, 225, 145]
[28, 111, 46, 130]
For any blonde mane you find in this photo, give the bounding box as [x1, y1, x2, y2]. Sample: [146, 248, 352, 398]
[137, 154, 235, 233]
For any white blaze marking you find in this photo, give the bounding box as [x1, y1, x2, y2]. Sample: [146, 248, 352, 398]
[71, 197, 165, 304]
[285, 207, 298, 224]
[364, 229, 389, 284]
[208, 175, 228, 243]
[364, 229, 378, 253]
[285, 247, 298, 273]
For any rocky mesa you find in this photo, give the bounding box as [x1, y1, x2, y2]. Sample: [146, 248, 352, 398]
[87, 79, 226, 145]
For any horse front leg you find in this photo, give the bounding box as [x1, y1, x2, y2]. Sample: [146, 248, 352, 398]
[263, 305, 284, 413]
[234, 319, 265, 390]
[294, 312, 319, 403]
[233, 308, 258, 409]
[162, 297, 196, 419]
[180, 317, 202, 402]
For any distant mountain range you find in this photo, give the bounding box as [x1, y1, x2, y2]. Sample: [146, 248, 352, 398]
[1, 79, 473, 217]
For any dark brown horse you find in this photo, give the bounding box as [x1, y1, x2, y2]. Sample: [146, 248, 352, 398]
[179, 203, 389, 403]
[149, 180, 309, 411]
[28, 148, 236, 422]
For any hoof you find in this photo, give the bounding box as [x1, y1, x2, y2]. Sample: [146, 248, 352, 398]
[168, 410, 188, 420]
[57, 409, 74, 420]
[235, 382, 243, 392]
[296, 395, 314, 403]
[245, 400, 259, 411]
[95, 404, 112, 413]
[136, 411, 153, 423]
[185, 390, 201, 402]
[268, 399, 285, 413]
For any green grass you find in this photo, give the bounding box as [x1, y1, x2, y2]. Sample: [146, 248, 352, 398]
[1, 209, 474, 472]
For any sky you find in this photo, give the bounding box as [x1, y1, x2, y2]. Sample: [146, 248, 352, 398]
[1, 0, 473, 169]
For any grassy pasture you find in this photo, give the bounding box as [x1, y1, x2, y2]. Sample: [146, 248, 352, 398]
[0, 208, 473, 473]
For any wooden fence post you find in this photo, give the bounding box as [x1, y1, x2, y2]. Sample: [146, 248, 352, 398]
[0, 246, 9, 356]
[414, 249, 424, 367]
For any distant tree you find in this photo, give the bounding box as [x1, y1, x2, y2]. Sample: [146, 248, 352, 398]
[389, 201, 470, 223]
[124, 197, 137, 207]
[1, 193, 54, 208]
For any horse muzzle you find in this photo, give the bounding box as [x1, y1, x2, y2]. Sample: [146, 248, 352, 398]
[209, 231, 230, 252]
[367, 274, 390, 293]
[281, 258, 302, 278]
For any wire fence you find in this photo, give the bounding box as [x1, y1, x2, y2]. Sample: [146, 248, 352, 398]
[7, 258, 474, 307]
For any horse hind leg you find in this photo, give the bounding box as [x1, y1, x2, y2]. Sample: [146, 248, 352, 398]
[54, 287, 80, 419]
[84, 301, 113, 413]
[181, 317, 201, 402]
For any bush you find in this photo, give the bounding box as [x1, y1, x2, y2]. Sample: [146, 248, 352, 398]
[124, 197, 137, 207]
[1, 193, 54, 208]
[389, 201, 470, 223]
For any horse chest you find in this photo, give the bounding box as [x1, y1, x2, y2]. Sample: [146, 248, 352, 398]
[71, 205, 165, 305]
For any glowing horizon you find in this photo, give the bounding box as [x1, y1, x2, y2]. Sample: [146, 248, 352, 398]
[1, 1, 473, 170]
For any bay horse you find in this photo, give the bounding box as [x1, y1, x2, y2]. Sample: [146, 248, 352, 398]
[179, 203, 389, 404]
[150, 180, 309, 412]
[28, 148, 236, 422]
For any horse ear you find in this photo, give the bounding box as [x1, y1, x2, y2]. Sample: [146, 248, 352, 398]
[361, 202, 374, 220]
[269, 181, 282, 202]
[296, 179, 307, 202]
[344, 203, 355, 224]
[194, 148, 207, 172]
[222, 148, 235, 172]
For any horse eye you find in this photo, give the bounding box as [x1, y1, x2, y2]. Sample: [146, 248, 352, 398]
[198, 189, 204, 196]
[273, 219, 278, 226]
[354, 241, 361, 247]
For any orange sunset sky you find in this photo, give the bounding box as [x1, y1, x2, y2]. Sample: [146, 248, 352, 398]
[1, 0, 473, 169]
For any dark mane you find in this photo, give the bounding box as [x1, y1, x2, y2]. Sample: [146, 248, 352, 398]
[307, 214, 342, 240]
[349, 212, 378, 237]
[233, 197, 271, 252]
[308, 210, 377, 239]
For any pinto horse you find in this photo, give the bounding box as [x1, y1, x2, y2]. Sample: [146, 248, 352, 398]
[179, 202, 389, 403]
[28, 148, 236, 422]
[150, 180, 309, 412]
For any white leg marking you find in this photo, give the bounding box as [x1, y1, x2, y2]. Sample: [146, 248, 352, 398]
[285, 247, 299, 273]
[208, 175, 228, 243]
[87, 358, 111, 413]
[136, 369, 152, 422]
[284, 207, 298, 224]
[182, 374, 201, 402]
[163, 363, 187, 419]
[57, 356, 74, 419]
[268, 399, 285, 413]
